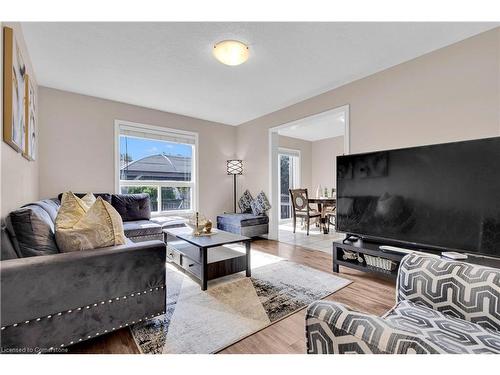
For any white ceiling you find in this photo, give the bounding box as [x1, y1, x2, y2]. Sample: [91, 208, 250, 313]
[278, 108, 345, 142]
[21, 22, 498, 126]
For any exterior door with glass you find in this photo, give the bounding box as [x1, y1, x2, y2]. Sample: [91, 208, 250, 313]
[278, 149, 300, 222]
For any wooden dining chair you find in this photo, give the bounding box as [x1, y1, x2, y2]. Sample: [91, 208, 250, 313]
[289, 189, 321, 235]
[325, 205, 336, 233]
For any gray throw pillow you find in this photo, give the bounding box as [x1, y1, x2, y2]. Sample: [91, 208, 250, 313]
[111, 193, 151, 221]
[250, 191, 271, 216]
[238, 190, 254, 213]
[1, 226, 18, 260]
[58, 192, 112, 204]
[9, 206, 60, 257]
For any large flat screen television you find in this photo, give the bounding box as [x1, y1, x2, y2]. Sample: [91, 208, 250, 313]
[336, 137, 500, 257]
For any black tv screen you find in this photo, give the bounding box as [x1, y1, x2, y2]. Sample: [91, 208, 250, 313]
[336, 137, 500, 257]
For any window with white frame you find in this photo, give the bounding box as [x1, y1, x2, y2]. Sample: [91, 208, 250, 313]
[115, 121, 197, 215]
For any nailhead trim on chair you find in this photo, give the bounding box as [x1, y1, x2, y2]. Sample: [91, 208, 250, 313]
[1, 285, 166, 351]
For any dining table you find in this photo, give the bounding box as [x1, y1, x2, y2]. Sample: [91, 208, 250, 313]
[307, 197, 336, 234]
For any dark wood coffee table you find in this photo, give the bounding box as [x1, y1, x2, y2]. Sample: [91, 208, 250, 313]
[164, 227, 251, 290]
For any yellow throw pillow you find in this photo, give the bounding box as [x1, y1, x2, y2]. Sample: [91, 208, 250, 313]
[55, 196, 127, 252]
[55, 192, 93, 230]
[80, 192, 97, 210]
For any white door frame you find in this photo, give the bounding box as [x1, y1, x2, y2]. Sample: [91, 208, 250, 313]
[267, 104, 350, 240]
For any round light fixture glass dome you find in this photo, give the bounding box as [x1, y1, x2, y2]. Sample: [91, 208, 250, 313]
[213, 40, 249, 66]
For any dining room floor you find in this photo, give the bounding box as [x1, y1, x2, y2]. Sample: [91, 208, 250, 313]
[278, 221, 343, 253]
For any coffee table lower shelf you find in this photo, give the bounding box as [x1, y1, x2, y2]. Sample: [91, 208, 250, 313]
[167, 244, 248, 286]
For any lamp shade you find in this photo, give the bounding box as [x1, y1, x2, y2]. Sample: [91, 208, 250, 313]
[227, 159, 243, 175]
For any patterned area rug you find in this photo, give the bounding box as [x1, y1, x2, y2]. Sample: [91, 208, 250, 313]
[130, 247, 350, 354]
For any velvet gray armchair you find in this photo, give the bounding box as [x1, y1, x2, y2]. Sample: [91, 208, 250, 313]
[306, 253, 500, 354]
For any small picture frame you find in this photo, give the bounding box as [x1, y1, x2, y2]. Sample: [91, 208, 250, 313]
[23, 74, 36, 160]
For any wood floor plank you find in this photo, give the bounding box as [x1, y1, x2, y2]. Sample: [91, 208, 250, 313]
[69, 239, 396, 354]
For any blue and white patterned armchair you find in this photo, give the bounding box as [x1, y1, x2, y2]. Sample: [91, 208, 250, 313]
[306, 253, 500, 354]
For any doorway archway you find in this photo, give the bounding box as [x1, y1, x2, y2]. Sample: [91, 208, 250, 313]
[267, 105, 350, 240]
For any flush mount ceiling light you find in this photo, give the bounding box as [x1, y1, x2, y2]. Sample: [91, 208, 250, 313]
[213, 40, 249, 66]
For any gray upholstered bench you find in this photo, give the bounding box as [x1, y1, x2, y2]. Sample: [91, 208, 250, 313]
[216, 213, 268, 237]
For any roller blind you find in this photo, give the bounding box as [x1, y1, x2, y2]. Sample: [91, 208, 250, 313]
[279, 148, 300, 158]
[119, 124, 196, 145]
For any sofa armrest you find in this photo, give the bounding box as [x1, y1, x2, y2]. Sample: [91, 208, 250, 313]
[1, 240, 166, 327]
[305, 301, 441, 354]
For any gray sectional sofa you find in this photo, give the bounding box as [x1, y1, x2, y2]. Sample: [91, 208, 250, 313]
[0, 193, 182, 353]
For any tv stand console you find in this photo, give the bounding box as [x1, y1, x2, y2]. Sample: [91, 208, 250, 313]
[333, 239, 500, 280]
[333, 239, 411, 279]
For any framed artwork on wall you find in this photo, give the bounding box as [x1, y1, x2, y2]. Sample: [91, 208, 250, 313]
[23, 74, 36, 160]
[3, 26, 27, 153]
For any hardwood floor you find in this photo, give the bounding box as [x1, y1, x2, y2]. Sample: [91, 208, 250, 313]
[69, 239, 396, 354]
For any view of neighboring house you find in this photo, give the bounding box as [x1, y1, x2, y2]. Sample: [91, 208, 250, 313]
[120, 154, 191, 181]
[120, 154, 192, 211]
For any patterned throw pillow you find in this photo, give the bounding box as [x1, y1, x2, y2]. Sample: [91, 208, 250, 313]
[55, 192, 95, 229]
[55, 192, 126, 252]
[250, 191, 271, 216]
[238, 189, 254, 213]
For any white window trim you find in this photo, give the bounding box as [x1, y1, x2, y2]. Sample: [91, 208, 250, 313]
[114, 119, 199, 217]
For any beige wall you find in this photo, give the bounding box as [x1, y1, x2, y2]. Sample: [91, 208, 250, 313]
[38, 87, 237, 221]
[311, 136, 344, 192]
[277, 135, 312, 192]
[1, 22, 39, 218]
[237, 28, 500, 199]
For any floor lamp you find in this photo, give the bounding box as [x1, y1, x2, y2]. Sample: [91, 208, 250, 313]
[227, 160, 243, 213]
